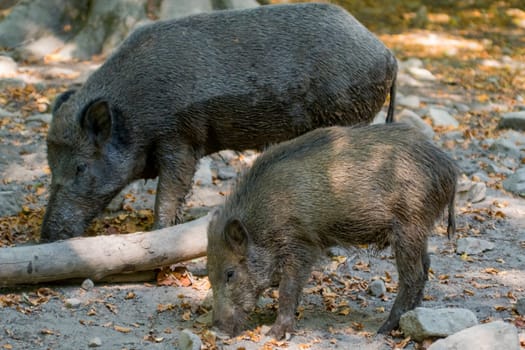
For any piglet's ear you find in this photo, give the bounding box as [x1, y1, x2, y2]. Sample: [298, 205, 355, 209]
[224, 218, 248, 255]
[81, 99, 112, 147]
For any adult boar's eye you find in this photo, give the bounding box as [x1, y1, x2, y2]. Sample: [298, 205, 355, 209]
[76, 163, 87, 175]
[226, 269, 235, 283]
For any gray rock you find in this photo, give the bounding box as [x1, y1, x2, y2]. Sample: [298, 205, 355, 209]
[489, 139, 521, 157]
[503, 168, 525, 196]
[64, 298, 82, 308]
[0, 55, 17, 77]
[81, 279, 94, 291]
[160, 0, 212, 20]
[500, 130, 525, 147]
[516, 298, 525, 316]
[372, 110, 387, 124]
[441, 130, 464, 141]
[0, 78, 25, 89]
[0, 107, 19, 118]
[428, 107, 459, 128]
[400, 58, 423, 70]
[471, 171, 490, 183]
[398, 95, 421, 109]
[397, 109, 435, 139]
[457, 159, 480, 175]
[178, 329, 202, 350]
[428, 321, 520, 350]
[397, 72, 425, 87]
[88, 337, 102, 348]
[407, 66, 437, 81]
[486, 162, 513, 176]
[399, 307, 478, 342]
[501, 157, 519, 170]
[193, 157, 213, 186]
[217, 166, 237, 180]
[499, 111, 525, 131]
[456, 237, 495, 255]
[454, 103, 470, 113]
[0, 191, 23, 217]
[456, 178, 486, 203]
[368, 279, 386, 297]
[26, 113, 52, 125]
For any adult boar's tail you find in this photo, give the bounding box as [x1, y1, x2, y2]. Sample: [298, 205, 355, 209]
[447, 190, 456, 239]
[385, 66, 397, 123]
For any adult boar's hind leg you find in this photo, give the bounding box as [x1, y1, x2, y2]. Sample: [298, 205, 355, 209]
[153, 142, 199, 229]
[378, 221, 428, 334]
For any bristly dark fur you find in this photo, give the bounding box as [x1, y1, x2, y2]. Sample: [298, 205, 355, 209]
[42, 3, 398, 242]
[207, 123, 458, 339]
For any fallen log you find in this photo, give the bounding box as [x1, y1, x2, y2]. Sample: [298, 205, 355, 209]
[0, 213, 211, 287]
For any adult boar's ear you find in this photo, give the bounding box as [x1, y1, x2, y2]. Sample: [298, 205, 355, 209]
[52, 89, 76, 114]
[224, 218, 248, 255]
[81, 99, 112, 147]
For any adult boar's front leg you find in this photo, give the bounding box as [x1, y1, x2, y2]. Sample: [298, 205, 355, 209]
[153, 141, 200, 228]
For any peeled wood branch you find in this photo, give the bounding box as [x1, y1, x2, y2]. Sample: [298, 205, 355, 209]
[0, 214, 211, 287]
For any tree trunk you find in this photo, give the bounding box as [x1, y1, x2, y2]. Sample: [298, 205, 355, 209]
[0, 213, 211, 286]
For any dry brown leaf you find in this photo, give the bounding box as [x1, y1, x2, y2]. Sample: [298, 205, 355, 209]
[156, 303, 175, 313]
[114, 325, 132, 333]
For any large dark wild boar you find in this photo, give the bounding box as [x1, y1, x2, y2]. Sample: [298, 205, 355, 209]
[207, 123, 458, 339]
[41, 3, 397, 241]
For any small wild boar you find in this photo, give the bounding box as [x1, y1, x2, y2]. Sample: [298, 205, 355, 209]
[207, 123, 458, 339]
[41, 3, 398, 241]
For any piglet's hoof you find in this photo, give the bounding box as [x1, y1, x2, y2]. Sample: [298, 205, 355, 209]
[266, 323, 294, 340]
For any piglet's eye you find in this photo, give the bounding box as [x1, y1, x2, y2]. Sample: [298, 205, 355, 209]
[226, 269, 235, 283]
[76, 164, 87, 175]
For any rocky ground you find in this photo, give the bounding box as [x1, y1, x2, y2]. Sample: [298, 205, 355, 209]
[1, 10, 525, 349]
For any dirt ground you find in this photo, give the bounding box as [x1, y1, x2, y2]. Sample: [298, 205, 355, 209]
[1, 5, 525, 349]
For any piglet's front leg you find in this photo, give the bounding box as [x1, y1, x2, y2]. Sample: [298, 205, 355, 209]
[267, 264, 311, 339]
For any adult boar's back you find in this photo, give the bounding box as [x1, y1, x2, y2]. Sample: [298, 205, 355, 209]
[41, 3, 398, 242]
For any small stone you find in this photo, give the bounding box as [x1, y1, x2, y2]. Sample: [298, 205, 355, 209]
[397, 95, 421, 109]
[471, 171, 490, 183]
[515, 298, 525, 316]
[0, 78, 25, 89]
[193, 157, 213, 186]
[64, 298, 82, 308]
[0, 107, 19, 118]
[178, 329, 202, 350]
[428, 107, 459, 128]
[397, 109, 435, 139]
[400, 58, 423, 70]
[217, 150, 239, 163]
[456, 178, 486, 203]
[503, 168, 525, 196]
[399, 307, 478, 342]
[428, 321, 520, 350]
[489, 139, 521, 158]
[498, 111, 525, 131]
[0, 191, 23, 217]
[454, 103, 470, 113]
[26, 113, 52, 125]
[372, 110, 387, 124]
[0, 55, 18, 77]
[500, 130, 525, 147]
[486, 162, 513, 176]
[368, 279, 386, 297]
[88, 337, 102, 347]
[81, 279, 94, 291]
[407, 67, 437, 81]
[217, 166, 237, 180]
[456, 237, 494, 255]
